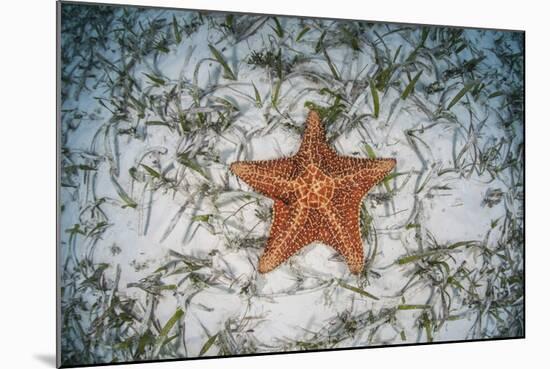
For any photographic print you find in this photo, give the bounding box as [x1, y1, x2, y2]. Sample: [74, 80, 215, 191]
[57, 1, 525, 366]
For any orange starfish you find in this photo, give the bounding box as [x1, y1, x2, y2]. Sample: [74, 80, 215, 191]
[230, 110, 396, 274]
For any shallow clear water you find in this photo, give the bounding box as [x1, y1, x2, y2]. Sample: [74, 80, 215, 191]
[59, 3, 524, 366]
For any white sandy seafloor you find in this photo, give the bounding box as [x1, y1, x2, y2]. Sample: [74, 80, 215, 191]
[59, 3, 524, 366]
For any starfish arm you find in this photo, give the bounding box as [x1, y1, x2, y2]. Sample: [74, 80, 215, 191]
[296, 110, 337, 166]
[334, 157, 396, 194]
[265, 198, 290, 250]
[327, 156, 396, 178]
[318, 202, 365, 274]
[258, 204, 311, 273]
[230, 158, 297, 201]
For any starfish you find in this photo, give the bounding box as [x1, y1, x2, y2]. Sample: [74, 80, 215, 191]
[230, 110, 396, 274]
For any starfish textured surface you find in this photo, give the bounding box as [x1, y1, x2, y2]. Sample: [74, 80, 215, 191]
[230, 110, 396, 274]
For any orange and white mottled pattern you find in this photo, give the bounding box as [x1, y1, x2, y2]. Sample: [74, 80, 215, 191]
[230, 110, 396, 274]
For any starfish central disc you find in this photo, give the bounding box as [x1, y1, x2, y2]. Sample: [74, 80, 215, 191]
[294, 164, 335, 209]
